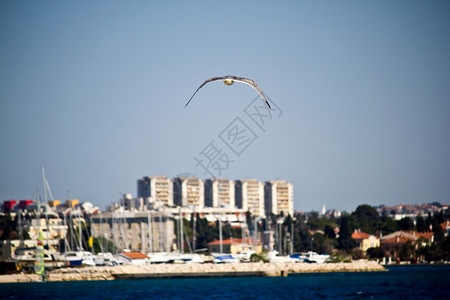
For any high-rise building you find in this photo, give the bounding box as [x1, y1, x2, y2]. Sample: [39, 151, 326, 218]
[173, 176, 205, 207]
[204, 178, 235, 208]
[235, 179, 265, 217]
[137, 176, 173, 207]
[137, 175, 293, 216]
[264, 180, 294, 216]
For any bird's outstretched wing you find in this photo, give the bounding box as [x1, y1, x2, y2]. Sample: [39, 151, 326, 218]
[184, 76, 228, 108]
[184, 75, 271, 109]
[232, 76, 271, 109]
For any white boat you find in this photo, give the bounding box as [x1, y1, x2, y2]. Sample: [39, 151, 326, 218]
[57, 251, 96, 266]
[13, 241, 66, 270]
[147, 252, 205, 264]
[213, 254, 240, 264]
[296, 251, 330, 263]
[267, 250, 302, 263]
[14, 252, 65, 269]
[178, 253, 204, 264]
[95, 252, 119, 266]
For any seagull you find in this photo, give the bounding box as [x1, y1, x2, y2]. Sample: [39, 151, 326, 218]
[185, 75, 271, 109]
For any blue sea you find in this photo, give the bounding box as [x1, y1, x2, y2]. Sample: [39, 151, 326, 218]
[1, 265, 448, 299]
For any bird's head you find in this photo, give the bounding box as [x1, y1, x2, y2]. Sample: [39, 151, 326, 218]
[223, 79, 234, 86]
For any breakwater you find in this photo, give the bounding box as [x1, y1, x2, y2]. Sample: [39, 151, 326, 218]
[0, 260, 386, 283]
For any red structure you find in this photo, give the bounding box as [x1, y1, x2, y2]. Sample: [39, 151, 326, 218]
[19, 199, 34, 210]
[2, 200, 17, 212]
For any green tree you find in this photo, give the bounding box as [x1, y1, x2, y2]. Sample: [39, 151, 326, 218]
[0, 213, 18, 240]
[436, 210, 445, 224]
[432, 219, 445, 244]
[366, 247, 385, 259]
[351, 204, 380, 235]
[397, 217, 414, 231]
[306, 212, 320, 231]
[307, 213, 338, 233]
[442, 236, 450, 260]
[195, 216, 218, 250]
[293, 215, 313, 252]
[310, 233, 335, 254]
[337, 216, 355, 251]
[424, 243, 443, 261]
[351, 248, 365, 260]
[416, 215, 426, 232]
[379, 211, 397, 234]
[398, 241, 413, 261]
[425, 212, 433, 231]
[324, 224, 336, 239]
[93, 236, 116, 254]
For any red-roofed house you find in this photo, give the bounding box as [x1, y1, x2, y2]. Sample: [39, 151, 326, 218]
[409, 231, 434, 241]
[380, 234, 414, 256]
[380, 230, 434, 258]
[381, 230, 434, 242]
[382, 230, 435, 254]
[351, 230, 380, 252]
[207, 238, 262, 254]
[119, 251, 149, 265]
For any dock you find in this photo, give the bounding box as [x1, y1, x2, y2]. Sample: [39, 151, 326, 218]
[0, 260, 386, 283]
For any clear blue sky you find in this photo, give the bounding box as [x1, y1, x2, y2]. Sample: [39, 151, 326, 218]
[1, 1, 449, 212]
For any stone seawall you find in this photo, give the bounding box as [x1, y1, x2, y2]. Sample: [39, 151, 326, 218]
[0, 260, 386, 283]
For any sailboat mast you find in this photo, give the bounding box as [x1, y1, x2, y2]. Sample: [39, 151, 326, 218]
[179, 207, 184, 254]
[18, 205, 22, 242]
[147, 211, 153, 253]
[98, 214, 104, 253]
[193, 207, 196, 252]
[35, 189, 40, 233]
[41, 166, 50, 248]
[70, 212, 73, 251]
[63, 213, 68, 252]
[159, 205, 163, 251]
[219, 215, 223, 254]
[79, 215, 82, 250]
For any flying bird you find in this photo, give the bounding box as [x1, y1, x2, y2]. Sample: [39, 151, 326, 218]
[185, 75, 271, 109]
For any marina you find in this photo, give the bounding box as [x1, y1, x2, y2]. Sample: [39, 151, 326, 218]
[0, 260, 386, 283]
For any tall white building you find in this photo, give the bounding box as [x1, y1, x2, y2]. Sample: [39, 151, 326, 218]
[136, 175, 293, 217]
[205, 178, 235, 208]
[264, 180, 294, 216]
[137, 176, 174, 207]
[235, 179, 265, 217]
[173, 176, 205, 207]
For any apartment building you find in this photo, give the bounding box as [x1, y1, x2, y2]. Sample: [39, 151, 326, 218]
[235, 179, 265, 217]
[137, 175, 293, 217]
[264, 180, 294, 216]
[137, 176, 174, 207]
[173, 176, 205, 207]
[204, 178, 235, 208]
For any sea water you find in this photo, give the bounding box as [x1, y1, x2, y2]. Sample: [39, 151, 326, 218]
[1, 265, 448, 299]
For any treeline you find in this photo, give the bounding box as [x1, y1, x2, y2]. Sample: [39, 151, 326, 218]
[286, 204, 449, 262]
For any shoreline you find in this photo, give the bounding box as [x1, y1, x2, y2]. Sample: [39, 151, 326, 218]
[0, 260, 386, 283]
